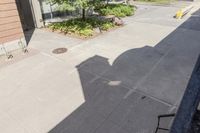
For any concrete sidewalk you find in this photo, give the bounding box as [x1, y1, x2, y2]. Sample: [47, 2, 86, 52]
[0, 2, 200, 133]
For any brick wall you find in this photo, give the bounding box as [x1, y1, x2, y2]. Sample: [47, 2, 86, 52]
[0, 0, 24, 44]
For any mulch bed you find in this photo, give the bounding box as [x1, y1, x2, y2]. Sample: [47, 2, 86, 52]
[43, 25, 123, 40]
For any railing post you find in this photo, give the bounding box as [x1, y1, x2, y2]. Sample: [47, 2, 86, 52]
[1, 44, 13, 60]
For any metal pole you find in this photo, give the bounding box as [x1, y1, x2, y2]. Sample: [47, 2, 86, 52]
[50, 2, 54, 19]
[18, 38, 28, 54]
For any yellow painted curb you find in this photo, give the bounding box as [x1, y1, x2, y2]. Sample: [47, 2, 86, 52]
[176, 10, 183, 19]
[175, 5, 193, 19]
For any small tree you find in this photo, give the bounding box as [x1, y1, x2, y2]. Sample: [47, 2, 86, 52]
[49, 0, 94, 20]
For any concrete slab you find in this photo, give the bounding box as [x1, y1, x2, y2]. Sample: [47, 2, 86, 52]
[1, 2, 200, 133]
[48, 78, 170, 133]
[76, 55, 111, 76]
[80, 77, 129, 117]
[49, 104, 105, 133]
[180, 15, 200, 31]
[128, 5, 191, 27]
[0, 53, 86, 133]
[108, 92, 171, 133]
[0, 48, 39, 68]
[136, 27, 200, 105]
[29, 29, 82, 56]
[91, 21, 176, 48]
[49, 76, 129, 133]
[53, 21, 176, 68]
[134, 4, 160, 16]
[95, 120, 130, 133]
[101, 46, 164, 89]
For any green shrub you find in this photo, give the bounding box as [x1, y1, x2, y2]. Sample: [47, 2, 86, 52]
[48, 23, 62, 31]
[79, 29, 94, 36]
[96, 4, 135, 17]
[100, 21, 114, 31]
[48, 17, 116, 37]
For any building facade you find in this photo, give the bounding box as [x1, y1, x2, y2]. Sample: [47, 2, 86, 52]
[0, 0, 45, 56]
[0, 0, 82, 56]
[0, 0, 25, 55]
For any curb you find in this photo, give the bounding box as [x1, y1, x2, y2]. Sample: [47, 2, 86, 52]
[175, 5, 193, 19]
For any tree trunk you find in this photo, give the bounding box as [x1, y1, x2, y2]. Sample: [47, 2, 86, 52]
[106, 0, 109, 6]
[82, 8, 86, 20]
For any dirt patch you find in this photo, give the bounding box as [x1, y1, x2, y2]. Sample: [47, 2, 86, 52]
[0, 48, 39, 68]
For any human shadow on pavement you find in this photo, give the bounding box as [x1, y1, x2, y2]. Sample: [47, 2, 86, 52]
[49, 9, 200, 133]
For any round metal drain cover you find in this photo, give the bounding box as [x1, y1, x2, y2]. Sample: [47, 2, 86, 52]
[52, 48, 67, 54]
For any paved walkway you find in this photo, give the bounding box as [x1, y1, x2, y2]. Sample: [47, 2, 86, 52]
[1, 2, 200, 133]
